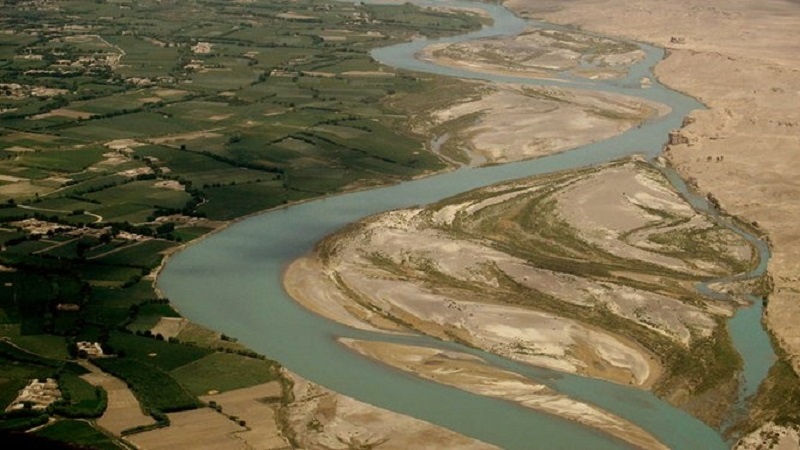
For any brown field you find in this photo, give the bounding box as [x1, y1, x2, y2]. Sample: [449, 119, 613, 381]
[81, 365, 155, 436]
[127, 408, 246, 450]
[200, 382, 289, 450]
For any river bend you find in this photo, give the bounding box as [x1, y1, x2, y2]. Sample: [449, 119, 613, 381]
[159, 1, 774, 448]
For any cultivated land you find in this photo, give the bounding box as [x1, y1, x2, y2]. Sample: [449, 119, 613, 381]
[502, 0, 800, 445]
[0, 0, 495, 448]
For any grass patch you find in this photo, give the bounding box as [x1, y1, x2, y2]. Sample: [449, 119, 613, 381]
[171, 352, 278, 396]
[35, 419, 118, 450]
[92, 239, 176, 270]
[8, 335, 68, 360]
[107, 331, 211, 372]
[15, 147, 107, 173]
[52, 372, 107, 418]
[92, 357, 199, 413]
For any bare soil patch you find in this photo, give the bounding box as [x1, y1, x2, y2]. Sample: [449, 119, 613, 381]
[81, 366, 155, 436]
[127, 408, 246, 450]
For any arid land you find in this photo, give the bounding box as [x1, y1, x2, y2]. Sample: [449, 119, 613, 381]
[504, 0, 800, 443]
[390, 81, 667, 166]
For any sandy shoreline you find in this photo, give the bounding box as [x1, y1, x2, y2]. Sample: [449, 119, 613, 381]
[341, 338, 668, 450]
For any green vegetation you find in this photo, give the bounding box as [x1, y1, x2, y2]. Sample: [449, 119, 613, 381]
[0, 0, 484, 442]
[8, 335, 68, 360]
[171, 352, 279, 396]
[106, 330, 212, 371]
[92, 357, 200, 413]
[52, 372, 107, 418]
[35, 419, 119, 450]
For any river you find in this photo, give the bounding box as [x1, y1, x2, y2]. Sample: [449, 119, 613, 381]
[158, 1, 774, 448]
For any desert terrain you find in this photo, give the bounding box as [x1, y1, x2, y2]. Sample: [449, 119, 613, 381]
[504, 0, 800, 443]
[282, 371, 494, 450]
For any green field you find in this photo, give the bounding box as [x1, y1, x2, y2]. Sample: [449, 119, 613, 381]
[107, 331, 211, 371]
[35, 420, 119, 450]
[9, 335, 68, 360]
[53, 372, 107, 418]
[171, 352, 279, 396]
[92, 357, 199, 413]
[0, 0, 486, 443]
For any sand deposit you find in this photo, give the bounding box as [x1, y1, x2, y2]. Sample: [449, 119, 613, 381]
[342, 339, 668, 450]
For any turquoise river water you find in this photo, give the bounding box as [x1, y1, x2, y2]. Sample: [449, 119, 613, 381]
[159, 1, 775, 448]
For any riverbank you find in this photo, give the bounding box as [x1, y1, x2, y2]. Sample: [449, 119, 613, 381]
[504, 0, 800, 441]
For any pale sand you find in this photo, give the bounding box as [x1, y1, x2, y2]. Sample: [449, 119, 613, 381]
[419, 83, 667, 166]
[342, 338, 668, 450]
[506, 0, 800, 381]
[285, 161, 757, 387]
[284, 371, 496, 449]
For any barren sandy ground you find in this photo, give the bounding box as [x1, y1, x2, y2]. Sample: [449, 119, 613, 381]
[80, 364, 155, 436]
[421, 28, 645, 81]
[735, 422, 800, 450]
[342, 339, 668, 450]
[505, 0, 800, 441]
[284, 371, 495, 450]
[507, 0, 800, 374]
[419, 83, 666, 166]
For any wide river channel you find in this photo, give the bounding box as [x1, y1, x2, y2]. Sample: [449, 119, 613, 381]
[159, 1, 775, 448]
